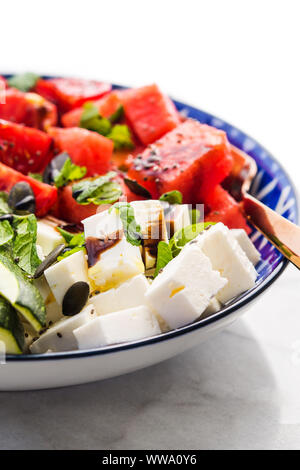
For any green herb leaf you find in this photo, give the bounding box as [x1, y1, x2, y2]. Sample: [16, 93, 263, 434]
[109, 202, 142, 246]
[12, 214, 42, 275]
[169, 222, 215, 257]
[107, 124, 135, 150]
[56, 227, 75, 244]
[0, 192, 11, 215]
[124, 178, 152, 199]
[109, 105, 124, 124]
[154, 241, 173, 278]
[28, 172, 43, 182]
[56, 229, 85, 261]
[0, 220, 14, 246]
[80, 102, 112, 135]
[54, 157, 87, 188]
[8, 73, 40, 92]
[72, 172, 122, 205]
[57, 246, 85, 261]
[159, 190, 183, 205]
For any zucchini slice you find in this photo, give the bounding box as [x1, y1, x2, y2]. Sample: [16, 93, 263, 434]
[0, 296, 25, 354]
[0, 250, 46, 332]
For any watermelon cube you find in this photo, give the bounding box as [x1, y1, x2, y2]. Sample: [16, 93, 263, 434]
[127, 119, 233, 202]
[122, 84, 180, 145]
[48, 127, 114, 177]
[204, 185, 250, 233]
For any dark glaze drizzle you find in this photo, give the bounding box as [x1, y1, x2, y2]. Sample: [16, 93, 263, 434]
[143, 213, 165, 258]
[86, 230, 123, 267]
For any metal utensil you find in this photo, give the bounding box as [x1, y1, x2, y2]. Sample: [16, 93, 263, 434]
[230, 145, 300, 269]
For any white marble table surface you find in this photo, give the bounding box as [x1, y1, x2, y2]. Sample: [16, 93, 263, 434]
[0, 263, 299, 450]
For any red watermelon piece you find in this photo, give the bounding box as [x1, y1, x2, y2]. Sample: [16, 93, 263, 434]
[35, 78, 111, 113]
[204, 185, 250, 233]
[0, 119, 53, 174]
[127, 119, 233, 202]
[122, 84, 180, 145]
[48, 127, 113, 177]
[0, 162, 57, 217]
[0, 88, 57, 130]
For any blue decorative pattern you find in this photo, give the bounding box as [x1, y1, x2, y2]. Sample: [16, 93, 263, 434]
[172, 99, 298, 286]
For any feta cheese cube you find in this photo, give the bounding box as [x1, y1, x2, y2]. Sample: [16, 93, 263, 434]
[44, 250, 90, 305]
[145, 244, 227, 329]
[202, 297, 222, 318]
[37, 220, 64, 256]
[30, 304, 95, 353]
[90, 274, 149, 315]
[74, 305, 161, 349]
[230, 229, 261, 266]
[194, 223, 257, 303]
[161, 202, 191, 238]
[83, 209, 144, 291]
[46, 301, 63, 326]
[131, 200, 168, 272]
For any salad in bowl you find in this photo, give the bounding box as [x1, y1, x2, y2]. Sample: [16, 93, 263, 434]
[0, 73, 272, 356]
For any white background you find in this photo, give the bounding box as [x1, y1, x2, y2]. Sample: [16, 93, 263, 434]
[1, 0, 300, 450]
[1, 0, 300, 185]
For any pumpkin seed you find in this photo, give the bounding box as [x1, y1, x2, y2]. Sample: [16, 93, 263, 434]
[62, 281, 90, 316]
[0, 214, 14, 223]
[33, 244, 65, 279]
[8, 182, 36, 214]
[123, 178, 152, 198]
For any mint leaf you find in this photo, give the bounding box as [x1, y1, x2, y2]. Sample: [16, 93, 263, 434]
[159, 190, 183, 205]
[110, 202, 142, 246]
[72, 172, 122, 205]
[0, 220, 14, 246]
[80, 102, 112, 135]
[57, 246, 85, 261]
[80, 103, 134, 150]
[109, 105, 124, 124]
[54, 157, 87, 188]
[56, 230, 85, 261]
[107, 124, 134, 150]
[169, 222, 215, 257]
[12, 214, 42, 275]
[154, 241, 173, 278]
[8, 73, 40, 92]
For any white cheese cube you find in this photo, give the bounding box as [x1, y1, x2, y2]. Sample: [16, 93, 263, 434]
[230, 229, 261, 266]
[37, 220, 64, 256]
[30, 304, 95, 353]
[90, 274, 149, 315]
[131, 200, 168, 271]
[161, 202, 191, 238]
[145, 244, 227, 329]
[44, 250, 90, 305]
[46, 301, 63, 326]
[194, 223, 257, 303]
[202, 298, 222, 318]
[74, 305, 161, 349]
[83, 209, 144, 291]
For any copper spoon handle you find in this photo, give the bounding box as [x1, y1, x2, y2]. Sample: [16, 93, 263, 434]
[229, 145, 300, 270]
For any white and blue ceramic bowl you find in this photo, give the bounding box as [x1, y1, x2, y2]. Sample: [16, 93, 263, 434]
[0, 78, 298, 390]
